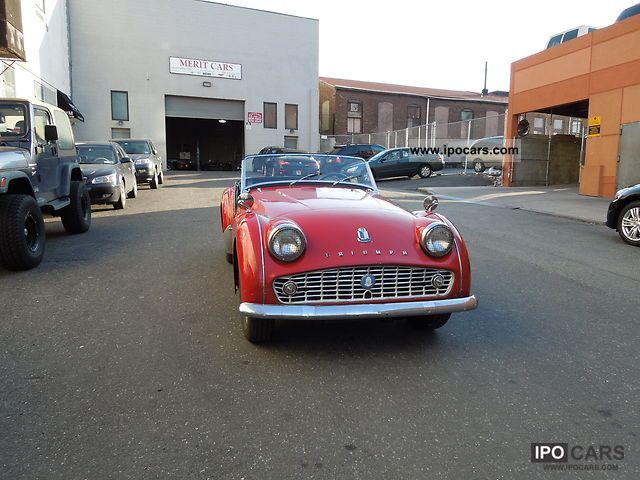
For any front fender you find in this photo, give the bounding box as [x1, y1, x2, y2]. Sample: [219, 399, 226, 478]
[0, 171, 35, 196]
[235, 212, 266, 304]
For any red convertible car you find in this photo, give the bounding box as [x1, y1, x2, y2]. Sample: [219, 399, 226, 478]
[220, 154, 477, 343]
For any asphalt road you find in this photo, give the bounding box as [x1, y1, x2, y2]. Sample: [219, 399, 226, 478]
[1, 171, 638, 479]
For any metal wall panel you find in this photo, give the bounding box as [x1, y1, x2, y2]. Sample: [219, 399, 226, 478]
[618, 122, 640, 189]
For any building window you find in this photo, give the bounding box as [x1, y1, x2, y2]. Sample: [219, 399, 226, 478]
[533, 117, 545, 131]
[1, 67, 16, 97]
[111, 91, 129, 121]
[347, 101, 362, 134]
[461, 109, 473, 121]
[570, 119, 583, 136]
[284, 135, 298, 149]
[407, 105, 421, 128]
[263, 102, 277, 129]
[111, 127, 131, 139]
[460, 109, 474, 138]
[285, 104, 298, 130]
[553, 119, 564, 131]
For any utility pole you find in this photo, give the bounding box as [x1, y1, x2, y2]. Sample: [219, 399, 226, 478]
[482, 61, 489, 97]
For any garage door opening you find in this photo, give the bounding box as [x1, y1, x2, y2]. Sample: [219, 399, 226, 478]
[166, 117, 243, 171]
[164, 95, 244, 171]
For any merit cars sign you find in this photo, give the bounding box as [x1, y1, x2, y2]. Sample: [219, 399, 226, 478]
[169, 56, 242, 80]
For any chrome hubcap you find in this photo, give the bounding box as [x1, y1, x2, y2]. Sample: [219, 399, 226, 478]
[621, 207, 640, 241]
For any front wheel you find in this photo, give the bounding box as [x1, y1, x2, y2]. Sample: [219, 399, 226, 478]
[60, 181, 91, 234]
[407, 313, 451, 330]
[150, 171, 159, 189]
[617, 201, 640, 247]
[113, 181, 126, 210]
[418, 164, 432, 178]
[242, 316, 274, 343]
[0, 194, 46, 270]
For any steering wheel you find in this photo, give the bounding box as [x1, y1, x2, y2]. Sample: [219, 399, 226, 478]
[321, 172, 349, 181]
[94, 157, 111, 164]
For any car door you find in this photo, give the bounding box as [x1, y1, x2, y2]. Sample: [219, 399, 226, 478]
[398, 148, 415, 175]
[382, 149, 402, 177]
[32, 106, 60, 203]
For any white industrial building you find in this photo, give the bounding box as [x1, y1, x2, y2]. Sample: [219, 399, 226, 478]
[0, 0, 320, 169]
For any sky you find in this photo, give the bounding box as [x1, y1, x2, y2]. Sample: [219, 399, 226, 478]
[213, 0, 632, 92]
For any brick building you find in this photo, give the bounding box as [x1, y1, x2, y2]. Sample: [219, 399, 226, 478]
[319, 77, 509, 140]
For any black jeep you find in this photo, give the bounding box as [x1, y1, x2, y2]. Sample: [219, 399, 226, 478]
[0, 99, 91, 270]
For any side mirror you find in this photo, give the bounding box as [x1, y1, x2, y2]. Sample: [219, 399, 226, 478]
[237, 192, 254, 210]
[121, 157, 132, 163]
[517, 119, 530, 137]
[423, 194, 439, 212]
[44, 125, 58, 142]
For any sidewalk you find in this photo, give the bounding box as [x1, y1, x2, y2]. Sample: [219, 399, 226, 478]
[417, 184, 611, 224]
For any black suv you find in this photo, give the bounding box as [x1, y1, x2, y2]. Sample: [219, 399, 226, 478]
[0, 99, 91, 270]
[330, 143, 385, 160]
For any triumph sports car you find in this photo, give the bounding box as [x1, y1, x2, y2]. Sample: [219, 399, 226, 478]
[220, 154, 477, 343]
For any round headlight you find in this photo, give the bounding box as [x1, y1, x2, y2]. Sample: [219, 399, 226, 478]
[268, 224, 306, 262]
[421, 223, 454, 257]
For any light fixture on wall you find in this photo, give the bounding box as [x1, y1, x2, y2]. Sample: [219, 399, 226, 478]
[118, 120, 124, 126]
[218, 119, 227, 124]
[203, 81, 212, 87]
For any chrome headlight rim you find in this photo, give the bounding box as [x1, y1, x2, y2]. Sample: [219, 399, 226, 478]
[91, 173, 117, 185]
[420, 222, 454, 258]
[268, 223, 306, 262]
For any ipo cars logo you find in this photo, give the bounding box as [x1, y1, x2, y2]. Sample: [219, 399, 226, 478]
[531, 443, 624, 471]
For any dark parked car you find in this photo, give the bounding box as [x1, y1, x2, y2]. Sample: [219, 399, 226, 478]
[330, 143, 385, 160]
[112, 139, 164, 189]
[367, 147, 445, 180]
[617, 3, 640, 22]
[254, 146, 306, 172]
[77, 142, 137, 210]
[607, 184, 640, 246]
[263, 155, 320, 177]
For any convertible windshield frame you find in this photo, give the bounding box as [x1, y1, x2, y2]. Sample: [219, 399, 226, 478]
[0, 103, 29, 140]
[240, 153, 378, 192]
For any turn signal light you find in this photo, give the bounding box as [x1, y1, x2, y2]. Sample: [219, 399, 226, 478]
[0, 177, 6, 188]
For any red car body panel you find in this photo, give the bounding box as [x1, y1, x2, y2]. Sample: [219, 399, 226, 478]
[222, 185, 472, 306]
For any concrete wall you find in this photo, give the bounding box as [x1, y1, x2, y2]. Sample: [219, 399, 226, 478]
[68, 0, 319, 161]
[0, 0, 70, 101]
[505, 14, 640, 197]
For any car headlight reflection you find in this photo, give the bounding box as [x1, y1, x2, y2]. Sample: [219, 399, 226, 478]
[268, 224, 306, 262]
[91, 173, 117, 185]
[421, 222, 454, 257]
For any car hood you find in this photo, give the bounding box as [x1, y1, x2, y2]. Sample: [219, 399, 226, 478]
[79, 164, 117, 178]
[251, 186, 424, 251]
[0, 147, 30, 171]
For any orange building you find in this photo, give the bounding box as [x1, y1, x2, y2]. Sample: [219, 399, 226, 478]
[504, 14, 640, 198]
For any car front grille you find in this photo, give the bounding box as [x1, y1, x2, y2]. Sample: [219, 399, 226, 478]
[273, 265, 454, 304]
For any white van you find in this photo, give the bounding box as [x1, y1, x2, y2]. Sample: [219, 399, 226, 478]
[546, 26, 596, 48]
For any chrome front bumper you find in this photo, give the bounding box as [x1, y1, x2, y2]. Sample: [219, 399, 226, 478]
[239, 295, 478, 320]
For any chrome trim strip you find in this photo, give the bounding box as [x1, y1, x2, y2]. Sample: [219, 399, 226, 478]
[239, 295, 478, 320]
[254, 216, 266, 304]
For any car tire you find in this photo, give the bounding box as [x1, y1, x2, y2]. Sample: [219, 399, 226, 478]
[113, 181, 126, 210]
[158, 170, 164, 185]
[418, 164, 432, 178]
[60, 181, 91, 234]
[242, 315, 274, 343]
[150, 171, 159, 189]
[617, 200, 640, 247]
[127, 180, 138, 199]
[0, 194, 46, 270]
[407, 313, 451, 330]
[473, 160, 485, 173]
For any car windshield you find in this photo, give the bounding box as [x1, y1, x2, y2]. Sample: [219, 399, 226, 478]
[115, 140, 150, 155]
[77, 146, 117, 164]
[242, 154, 376, 191]
[0, 104, 28, 139]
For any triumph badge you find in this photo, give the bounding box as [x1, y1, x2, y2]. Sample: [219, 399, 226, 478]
[360, 274, 377, 290]
[357, 227, 371, 243]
